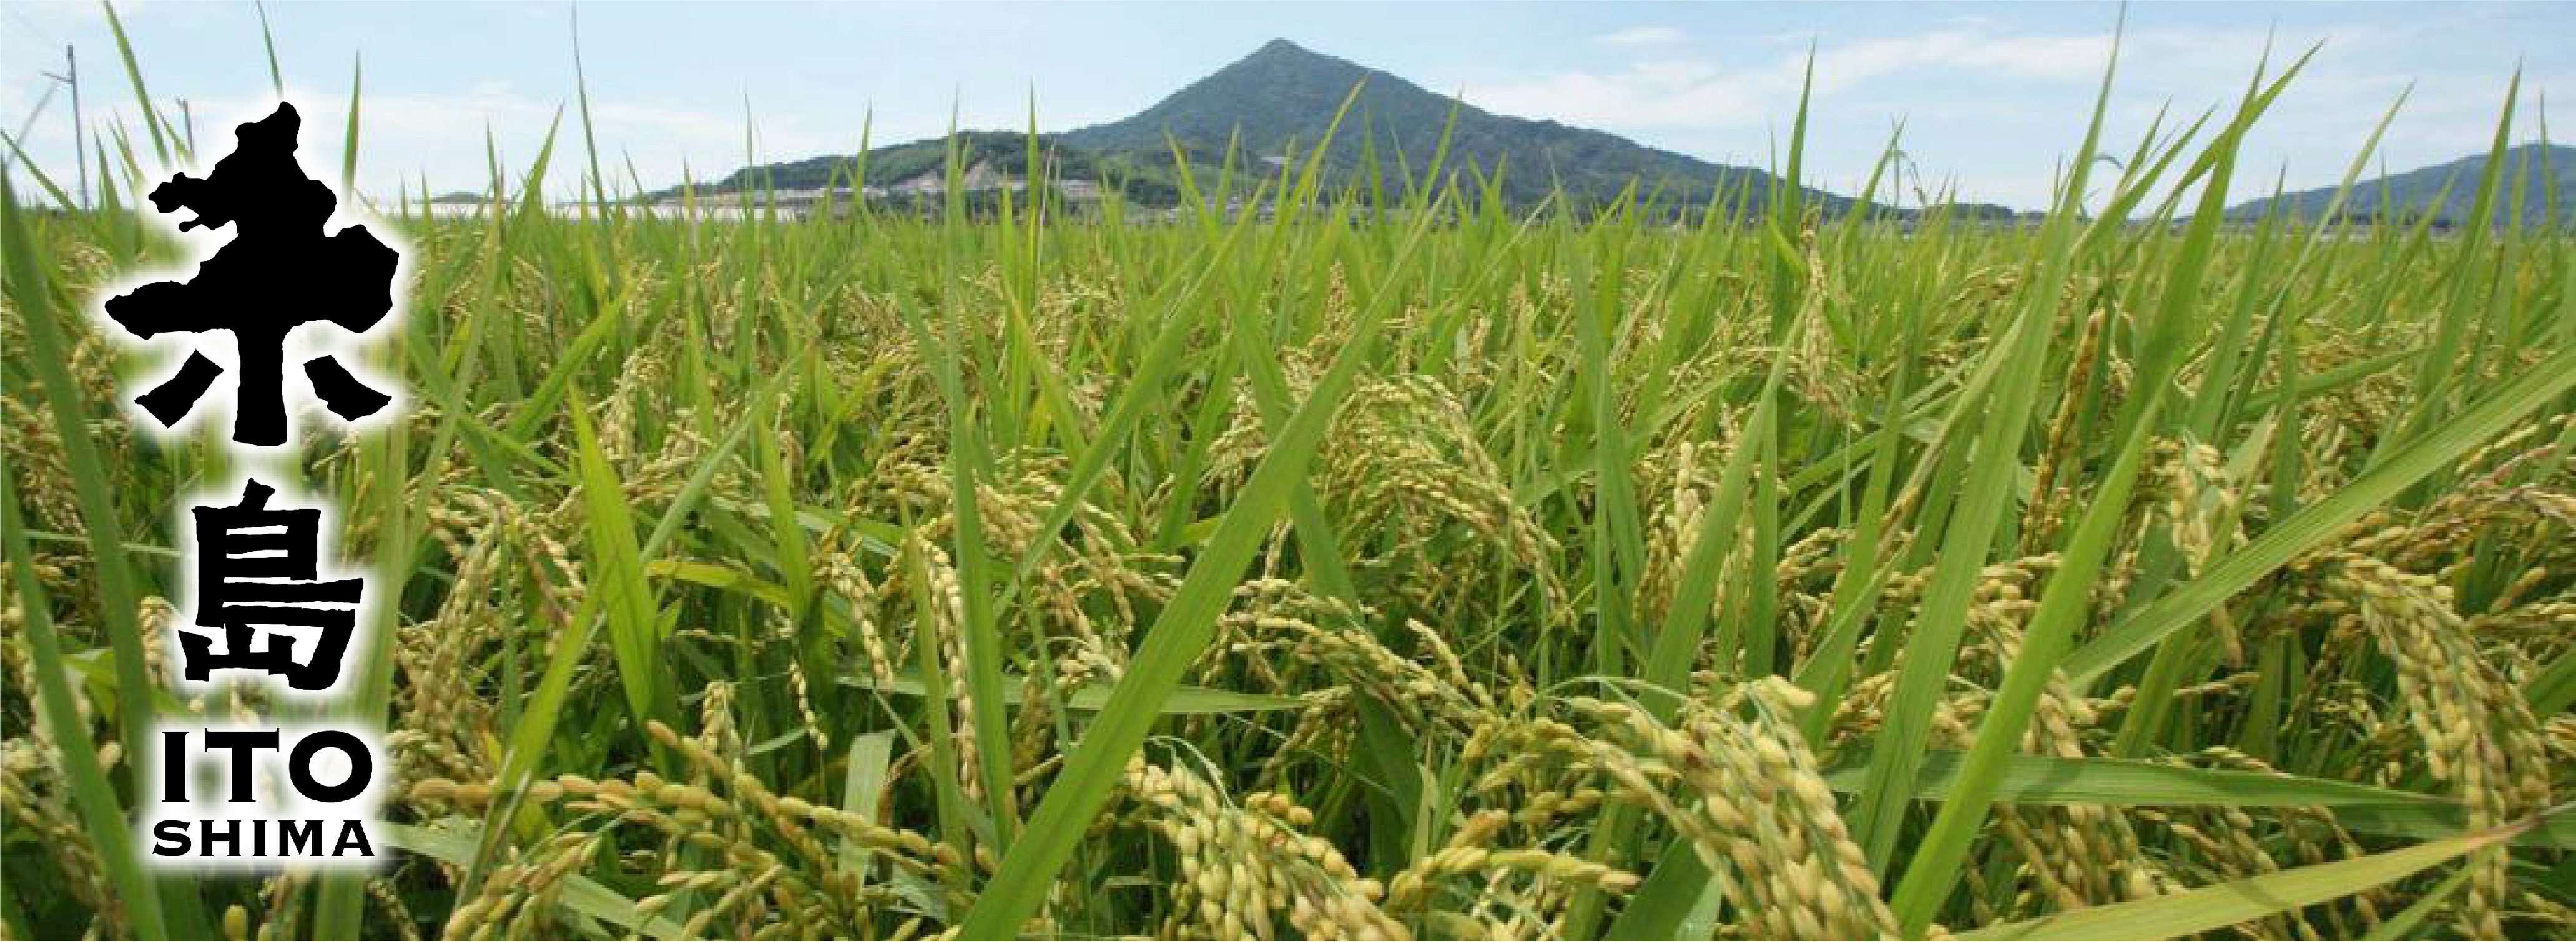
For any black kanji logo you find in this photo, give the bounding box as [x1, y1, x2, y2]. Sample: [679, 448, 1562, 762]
[181, 478, 363, 692]
[106, 102, 398, 447]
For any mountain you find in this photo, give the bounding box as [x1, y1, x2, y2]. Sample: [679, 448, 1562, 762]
[1054, 39, 1831, 212]
[672, 39, 1847, 215]
[2227, 142, 2575, 225]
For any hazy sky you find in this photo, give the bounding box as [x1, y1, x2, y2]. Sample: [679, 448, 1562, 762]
[2, 1, 2569, 210]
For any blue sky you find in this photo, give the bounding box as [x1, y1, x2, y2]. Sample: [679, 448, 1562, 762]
[2, 1, 2568, 210]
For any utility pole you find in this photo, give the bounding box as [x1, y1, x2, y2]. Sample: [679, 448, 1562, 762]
[71, 46, 86, 207]
[39, 45, 87, 208]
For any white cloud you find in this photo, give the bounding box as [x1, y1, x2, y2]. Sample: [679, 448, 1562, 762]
[71, 83, 843, 205]
[1465, 62, 1767, 129]
[1426, 17, 2564, 211]
[1817, 29, 2118, 84]
[1464, 26, 2186, 134]
[1595, 26, 1687, 49]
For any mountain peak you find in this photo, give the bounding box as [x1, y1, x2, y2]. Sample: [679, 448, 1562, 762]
[1239, 39, 1345, 69]
[1214, 37, 1369, 83]
[1057, 39, 1385, 156]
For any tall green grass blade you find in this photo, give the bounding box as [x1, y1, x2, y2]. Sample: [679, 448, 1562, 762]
[568, 390, 674, 732]
[99, 1, 171, 167]
[341, 55, 361, 198]
[1956, 828, 2519, 941]
[253, 1, 285, 97]
[1826, 750, 2447, 808]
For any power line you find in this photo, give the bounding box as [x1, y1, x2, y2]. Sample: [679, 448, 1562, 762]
[0, 4, 61, 48]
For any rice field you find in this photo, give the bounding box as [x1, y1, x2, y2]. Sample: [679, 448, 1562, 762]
[4, 25, 2575, 942]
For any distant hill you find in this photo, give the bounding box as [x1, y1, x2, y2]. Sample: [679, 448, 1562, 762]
[2227, 142, 2575, 225]
[692, 131, 1181, 205]
[1920, 201, 2022, 222]
[674, 39, 1853, 214]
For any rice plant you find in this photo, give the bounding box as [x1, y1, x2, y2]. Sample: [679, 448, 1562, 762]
[2, 13, 2572, 941]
